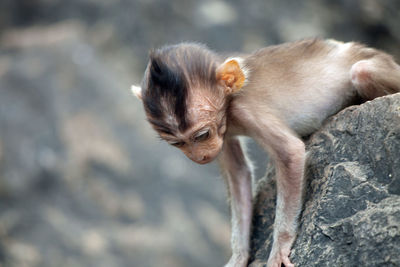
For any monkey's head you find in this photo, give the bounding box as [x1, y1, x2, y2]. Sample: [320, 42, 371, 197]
[132, 43, 246, 164]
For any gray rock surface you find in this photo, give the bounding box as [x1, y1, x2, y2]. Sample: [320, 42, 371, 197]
[249, 94, 400, 267]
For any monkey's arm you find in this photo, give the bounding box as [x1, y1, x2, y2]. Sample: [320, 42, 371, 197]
[219, 137, 253, 267]
[235, 108, 305, 267]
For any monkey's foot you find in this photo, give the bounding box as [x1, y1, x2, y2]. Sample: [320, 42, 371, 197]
[266, 247, 294, 267]
[224, 252, 249, 267]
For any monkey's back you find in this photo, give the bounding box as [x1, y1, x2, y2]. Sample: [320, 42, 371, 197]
[235, 39, 374, 136]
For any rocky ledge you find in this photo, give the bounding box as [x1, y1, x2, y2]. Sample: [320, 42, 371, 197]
[249, 94, 400, 267]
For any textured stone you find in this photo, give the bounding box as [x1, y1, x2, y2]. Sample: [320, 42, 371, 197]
[249, 94, 400, 267]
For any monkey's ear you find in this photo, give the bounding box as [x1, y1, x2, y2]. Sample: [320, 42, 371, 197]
[131, 85, 142, 100]
[216, 58, 246, 95]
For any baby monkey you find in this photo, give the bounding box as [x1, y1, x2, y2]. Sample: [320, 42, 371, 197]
[132, 39, 400, 267]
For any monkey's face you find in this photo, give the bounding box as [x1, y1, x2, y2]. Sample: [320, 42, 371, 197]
[156, 91, 227, 165]
[133, 43, 246, 165]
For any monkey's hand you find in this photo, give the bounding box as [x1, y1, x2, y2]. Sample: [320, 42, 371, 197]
[266, 236, 295, 267]
[224, 252, 249, 267]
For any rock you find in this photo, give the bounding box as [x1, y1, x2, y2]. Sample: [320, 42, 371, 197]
[249, 94, 400, 267]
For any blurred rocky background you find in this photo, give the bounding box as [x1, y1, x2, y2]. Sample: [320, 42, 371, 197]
[0, 1, 399, 267]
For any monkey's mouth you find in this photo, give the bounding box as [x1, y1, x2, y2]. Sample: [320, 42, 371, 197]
[196, 157, 214, 165]
[190, 156, 214, 165]
[190, 152, 220, 165]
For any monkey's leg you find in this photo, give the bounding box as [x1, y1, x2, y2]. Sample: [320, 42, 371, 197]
[266, 138, 305, 267]
[219, 137, 254, 267]
[242, 112, 305, 267]
[350, 54, 400, 100]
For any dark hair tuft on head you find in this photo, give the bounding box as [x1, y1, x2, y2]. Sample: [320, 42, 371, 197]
[142, 43, 220, 132]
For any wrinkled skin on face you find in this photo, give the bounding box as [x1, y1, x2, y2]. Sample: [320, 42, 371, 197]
[158, 89, 227, 164]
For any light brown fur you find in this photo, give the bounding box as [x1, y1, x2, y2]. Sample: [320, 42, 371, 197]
[134, 39, 400, 267]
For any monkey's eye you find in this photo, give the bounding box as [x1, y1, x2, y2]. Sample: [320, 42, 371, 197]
[169, 141, 185, 147]
[194, 129, 210, 142]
